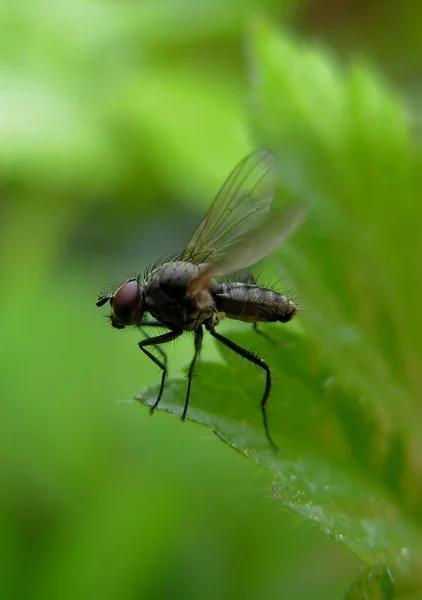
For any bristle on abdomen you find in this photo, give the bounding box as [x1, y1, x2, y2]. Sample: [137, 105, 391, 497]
[214, 283, 297, 323]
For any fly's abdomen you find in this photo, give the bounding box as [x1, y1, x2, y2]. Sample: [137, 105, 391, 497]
[215, 283, 297, 323]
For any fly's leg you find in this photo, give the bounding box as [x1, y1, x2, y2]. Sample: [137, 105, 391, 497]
[205, 321, 278, 451]
[139, 320, 168, 369]
[139, 320, 164, 327]
[138, 329, 183, 413]
[252, 322, 278, 346]
[182, 326, 203, 421]
[241, 272, 278, 345]
[239, 273, 256, 284]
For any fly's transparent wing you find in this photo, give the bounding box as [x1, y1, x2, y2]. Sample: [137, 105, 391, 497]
[182, 150, 275, 269]
[182, 149, 308, 277]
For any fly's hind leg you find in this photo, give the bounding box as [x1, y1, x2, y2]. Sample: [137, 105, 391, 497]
[251, 323, 278, 346]
[205, 321, 278, 451]
[240, 273, 278, 345]
[240, 273, 256, 285]
[182, 326, 204, 421]
[138, 328, 183, 413]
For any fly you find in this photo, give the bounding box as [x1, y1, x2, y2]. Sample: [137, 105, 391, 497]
[96, 150, 308, 450]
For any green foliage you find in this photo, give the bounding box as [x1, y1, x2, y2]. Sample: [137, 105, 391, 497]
[139, 19, 422, 598]
[3, 2, 422, 599]
[343, 566, 395, 600]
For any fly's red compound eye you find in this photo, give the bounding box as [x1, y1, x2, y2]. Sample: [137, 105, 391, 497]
[111, 279, 143, 326]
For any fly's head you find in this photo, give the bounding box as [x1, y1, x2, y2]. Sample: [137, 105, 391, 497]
[96, 278, 145, 329]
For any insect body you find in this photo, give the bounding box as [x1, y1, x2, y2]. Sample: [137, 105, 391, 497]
[97, 150, 307, 449]
[215, 282, 297, 323]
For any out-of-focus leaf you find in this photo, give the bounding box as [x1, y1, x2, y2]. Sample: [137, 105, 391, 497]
[116, 66, 250, 205]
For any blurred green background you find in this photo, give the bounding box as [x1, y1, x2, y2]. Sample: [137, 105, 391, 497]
[1, 1, 421, 598]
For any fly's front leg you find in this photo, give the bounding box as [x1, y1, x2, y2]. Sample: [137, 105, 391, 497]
[205, 321, 277, 451]
[139, 320, 168, 369]
[182, 326, 203, 421]
[139, 320, 164, 327]
[138, 329, 183, 413]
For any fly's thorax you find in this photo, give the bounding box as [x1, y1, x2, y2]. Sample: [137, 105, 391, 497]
[146, 261, 201, 296]
[214, 282, 297, 323]
[144, 261, 217, 330]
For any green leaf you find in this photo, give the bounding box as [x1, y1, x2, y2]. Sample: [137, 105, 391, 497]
[138, 328, 422, 574]
[343, 565, 394, 600]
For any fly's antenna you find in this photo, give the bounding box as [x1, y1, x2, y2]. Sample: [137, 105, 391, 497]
[96, 293, 111, 307]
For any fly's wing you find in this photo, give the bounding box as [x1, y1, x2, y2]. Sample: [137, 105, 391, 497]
[182, 149, 308, 278]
